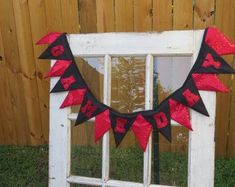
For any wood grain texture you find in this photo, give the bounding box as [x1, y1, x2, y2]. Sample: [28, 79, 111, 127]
[215, 0, 235, 157]
[133, 0, 152, 32]
[79, 0, 97, 33]
[60, 0, 80, 33]
[0, 0, 29, 145]
[0, 28, 6, 143]
[45, 0, 63, 32]
[115, 0, 134, 32]
[13, 0, 44, 145]
[153, 0, 173, 31]
[96, 0, 115, 32]
[194, 0, 215, 29]
[28, 0, 50, 142]
[173, 0, 193, 30]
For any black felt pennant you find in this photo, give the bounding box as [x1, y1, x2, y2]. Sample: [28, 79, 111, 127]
[144, 100, 171, 142]
[39, 33, 73, 60]
[193, 43, 235, 74]
[173, 78, 209, 116]
[110, 112, 137, 147]
[75, 92, 106, 125]
[50, 62, 87, 93]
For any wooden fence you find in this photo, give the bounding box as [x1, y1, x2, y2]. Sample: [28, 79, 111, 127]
[0, 0, 234, 157]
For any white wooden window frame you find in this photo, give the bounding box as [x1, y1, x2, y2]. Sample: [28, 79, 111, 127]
[49, 30, 216, 187]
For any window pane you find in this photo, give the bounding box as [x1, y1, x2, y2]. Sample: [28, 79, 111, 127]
[70, 57, 104, 178]
[152, 56, 190, 186]
[109, 57, 145, 182]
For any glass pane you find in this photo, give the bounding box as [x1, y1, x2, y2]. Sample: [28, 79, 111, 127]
[71, 57, 104, 178]
[155, 56, 191, 103]
[110, 57, 145, 182]
[151, 57, 190, 186]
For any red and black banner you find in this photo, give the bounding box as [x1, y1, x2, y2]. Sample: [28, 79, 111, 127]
[37, 27, 235, 151]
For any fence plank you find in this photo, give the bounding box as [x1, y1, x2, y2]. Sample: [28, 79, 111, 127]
[13, 0, 44, 145]
[78, 0, 97, 33]
[194, 0, 215, 29]
[173, 0, 193, 30]
[115, 0, 134, 32]
[28, 0, 50, 142]
[215, 0, 235, 157]
[133, 0, 152, 32]
[96, 0, 115, 32]
[153, 0, 172, 32]
[0, 28, 6, 143]
[0, 0, 30, 145]
[0, 25, 15, 144]
[60, 0, 80, 33]
[0, 67, 15, 144]
[214, 0, 235, 157]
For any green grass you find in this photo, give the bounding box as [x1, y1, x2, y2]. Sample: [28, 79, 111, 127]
[0, 145, 235, 187]
[0, 146, 48, 187]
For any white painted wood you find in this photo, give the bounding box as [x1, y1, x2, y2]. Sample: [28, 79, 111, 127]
[187, 31, 216, 187]
[49, 30, 217, 187]
[67, 176, 102, 186]
[68, 113, 94, 121]
[67, 176, 173, 187]
[143, 54, 154, 186]
[49, 60, 71, 187]
[68, 30, 203, 57]
[102, 55, 111, 187]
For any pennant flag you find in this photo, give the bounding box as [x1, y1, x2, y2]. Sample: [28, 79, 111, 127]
[110, 113, 136, 147]
[131, 114, 152, 151]
[144, 101, 171, 141]
[37, 27, 235, 152]
[44, 60, 72, 78]
[173, 79, 209, 116]
[169, 99, 192, 130]
[94, 109, 111, 142]
[192, 73, 228, 92]
[75, 92, 106, 125]
[50, 62, 86, 93]
[39, 33, 73, 60]
[205, 27, 235, 55]
[60, 89, 87, 108]
[36, 32, 62, 45]
[193, 45, 235, 74]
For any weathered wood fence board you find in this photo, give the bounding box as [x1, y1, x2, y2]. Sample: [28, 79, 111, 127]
[0, 0, 234, 157]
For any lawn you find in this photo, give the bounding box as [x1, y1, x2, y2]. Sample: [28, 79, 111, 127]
[0, 145, 235, 187]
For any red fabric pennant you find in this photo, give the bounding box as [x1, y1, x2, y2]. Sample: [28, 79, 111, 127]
[153, 112, 169, 129]
[205, 27, 235, 55]
[44, 60, 72, 78]
[182, 89, 200, 107]
[94, 109, 111, 142]
[169, 99, 192, 130]
[61, 75, 76, 90]
[202, 53, 221, 69]
[60, 89, 86, 108]
[192, 73, 228, 93]
[36, 32, 62, 45]
[51, 45, 65, 57]
[131, 115, 152, 151]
